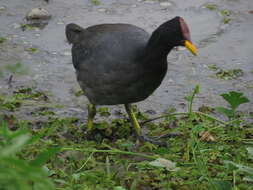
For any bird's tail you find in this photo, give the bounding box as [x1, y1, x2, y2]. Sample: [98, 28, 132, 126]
[65, 23, 83, 44]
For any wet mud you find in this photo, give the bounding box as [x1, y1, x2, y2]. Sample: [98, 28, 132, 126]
[0, 0, 252, 121]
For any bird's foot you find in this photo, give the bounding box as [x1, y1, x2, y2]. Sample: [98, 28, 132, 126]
[137, 134, 168, 146]
[154, 132, 182, 139]
[137, 132, 181, 146]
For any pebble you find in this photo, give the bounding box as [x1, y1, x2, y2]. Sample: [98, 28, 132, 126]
[144, 0, 155, 4]
[132, 4, 137, 8]
[35, 33, 41, 37]
[145, 109, 156, 115]
[7, 13, 15, 16]
[26, 8, 51, 20]
[168, 78, 174, 83]
[0, 6, 6, 11]
[97, 8, 107, 12]
[160, 2, 172, 8]
[57, 21, 64, 25]
[34, 28, 40, 32]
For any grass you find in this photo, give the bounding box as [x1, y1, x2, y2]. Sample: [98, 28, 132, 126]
[0, 86, 252, 190]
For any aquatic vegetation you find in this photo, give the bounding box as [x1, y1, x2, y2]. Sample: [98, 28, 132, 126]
[0, 86, 252, 190]
[25, 47, 38, 53]
[0, 37, 7, 43]
[216, 68, 244, 80]
[20, 24, 38, 31]
[3, 62, 28, 76]
[204, 3, 218, 11]
[90, 0, 101, 6]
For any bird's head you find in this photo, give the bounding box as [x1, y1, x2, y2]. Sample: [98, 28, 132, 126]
[153, 16, 197, 55]
[178, 17, 197, 55]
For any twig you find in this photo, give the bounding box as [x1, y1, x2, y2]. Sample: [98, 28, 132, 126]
[76, 151, 95, 172]
[61, 147, 157, 160]
[141, 112, 188, 125]
[141, 111, 227, 126]
[7, 74, 13, 88]
[194, 111, 227, 125]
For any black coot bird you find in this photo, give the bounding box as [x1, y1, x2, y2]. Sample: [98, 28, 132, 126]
[66, 16, 197, 143]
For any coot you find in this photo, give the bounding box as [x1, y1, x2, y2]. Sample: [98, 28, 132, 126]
[66, 16, 197, 142]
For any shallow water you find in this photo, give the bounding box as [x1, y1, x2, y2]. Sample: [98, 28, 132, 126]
[0, 0, 252, 120]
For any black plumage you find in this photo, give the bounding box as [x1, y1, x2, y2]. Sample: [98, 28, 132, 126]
[65, 16, 196, 144]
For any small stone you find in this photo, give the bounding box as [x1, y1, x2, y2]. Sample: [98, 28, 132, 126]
[57, 21, 64, 25]
[34, 28, 40, 32]
[97, 8, 107, 12]
[7, 13, 15, 16]
[132, 4, 137, 8]
[26, 8, 51, 20]
[145, 109, 156, 115]
[168, 78, 174, 83]
[35, 33, 41, 37]
[0, 6, 6, 11]
[160, 2, 172, 7]
[144, 0, 155, 4]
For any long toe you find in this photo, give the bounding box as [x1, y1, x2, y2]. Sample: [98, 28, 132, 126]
[137, 134, 168, 147]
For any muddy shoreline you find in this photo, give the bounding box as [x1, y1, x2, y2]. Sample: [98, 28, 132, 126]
[0, 0, 252, 121]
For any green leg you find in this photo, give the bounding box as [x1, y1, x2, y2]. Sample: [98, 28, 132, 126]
[87, 104, 96, 132]
[125, 104, 141, 135]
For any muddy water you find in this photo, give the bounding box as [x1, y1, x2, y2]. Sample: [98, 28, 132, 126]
[0, 0, 252, 120]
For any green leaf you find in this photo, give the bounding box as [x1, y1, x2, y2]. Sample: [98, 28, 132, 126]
[114, 186, 127, 190]
[0, 134, 30, 157]
[220, 91, 249, 110]
[225, 161, 253, 175]
[193, 85, 200, 94]
[0, 37, 7, 43]
[31, 147, 60, 166]
[247, 147, 253, 159]
[213, 180, 232, 190]
[243, 176, 253, 182]
[149, 158, 180, 171]
[215, 107, 234, 118]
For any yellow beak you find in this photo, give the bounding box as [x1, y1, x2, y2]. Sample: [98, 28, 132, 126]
[184, 40, 197, 56]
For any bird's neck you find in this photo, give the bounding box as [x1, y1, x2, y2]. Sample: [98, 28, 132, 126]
[141, 43, 173, 69]
[142, 27, 175, 66]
